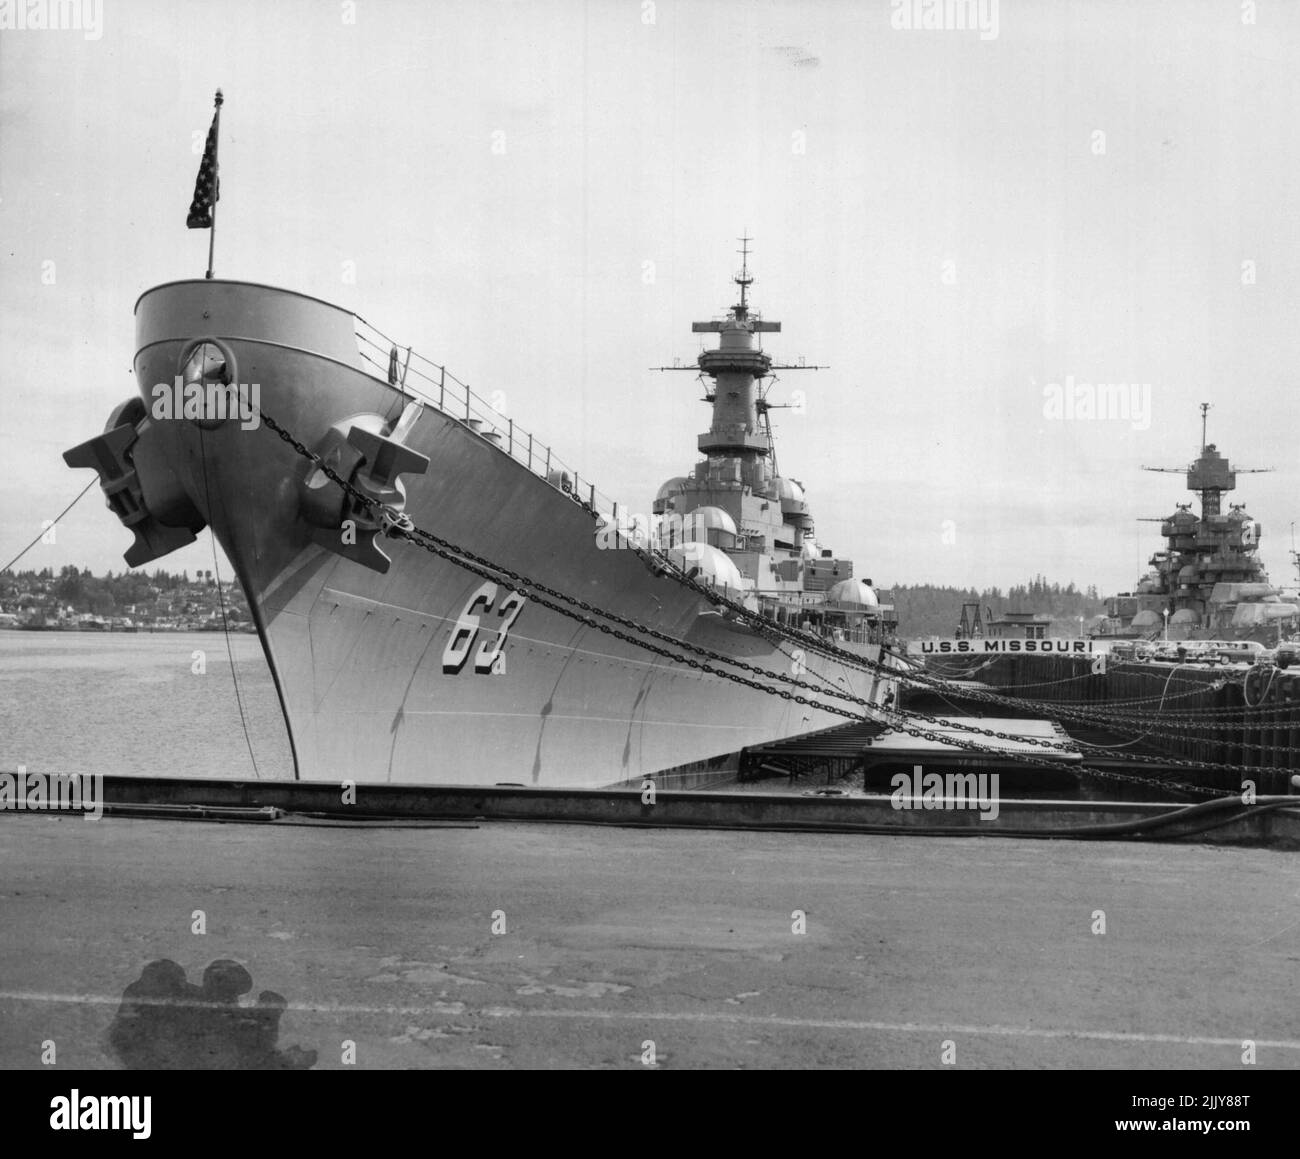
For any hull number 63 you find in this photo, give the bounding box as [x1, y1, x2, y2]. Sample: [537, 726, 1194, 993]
[442, 581, 527, 675]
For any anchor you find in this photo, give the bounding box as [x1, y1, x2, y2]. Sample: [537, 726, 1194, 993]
[63, 398, 206, 567]
[299, 406, 429, 574]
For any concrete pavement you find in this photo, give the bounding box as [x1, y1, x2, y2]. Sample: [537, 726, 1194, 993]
[1, 812, 1297, 1069]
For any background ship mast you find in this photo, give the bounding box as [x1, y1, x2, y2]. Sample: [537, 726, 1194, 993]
[1140, 402, 1272, 520]
[1111, 403, 1290, 642]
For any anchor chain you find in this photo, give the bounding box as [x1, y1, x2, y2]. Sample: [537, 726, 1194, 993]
[255, 407, 1288, 791]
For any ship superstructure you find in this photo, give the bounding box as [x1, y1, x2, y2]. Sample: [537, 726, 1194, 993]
[1094, 406, 1298, 642]
[652, 243, 895, 647]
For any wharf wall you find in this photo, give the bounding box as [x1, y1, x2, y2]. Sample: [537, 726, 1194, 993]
[942, 655, 1300, 795]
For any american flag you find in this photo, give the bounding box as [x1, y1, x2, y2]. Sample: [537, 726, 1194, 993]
[186, 98, 221, 230]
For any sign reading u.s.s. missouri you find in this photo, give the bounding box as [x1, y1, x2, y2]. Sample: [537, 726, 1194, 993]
[906, 638, 1101, 656]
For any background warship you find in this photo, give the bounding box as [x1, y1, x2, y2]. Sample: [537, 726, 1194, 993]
[1093, 405, 1298, 644]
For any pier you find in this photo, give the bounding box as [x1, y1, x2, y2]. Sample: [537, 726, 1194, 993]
[2, 807, 1299, 1070]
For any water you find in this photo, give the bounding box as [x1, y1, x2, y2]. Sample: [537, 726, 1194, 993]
[0, 631, 294, 780]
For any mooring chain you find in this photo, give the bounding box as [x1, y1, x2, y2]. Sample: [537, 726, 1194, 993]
[1076, 764, 1225, 800]
[259, 407, 1280, 784]
[259, 410, 889, 721]
[260, 413, 859, 698]
[256, 409, 1288, 785]
[1000, 691, 1300, 750]
[1056, 704, 1299, 731]
[1053, 700, 1292, 725]
[256, 410, 1102, 768]
[885, 680, 1300, 776]
[264, 407, 1157, 765]
[899, 662, 1222, 718]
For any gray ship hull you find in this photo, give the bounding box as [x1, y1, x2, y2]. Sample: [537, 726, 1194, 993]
[93, 280, 894, 786]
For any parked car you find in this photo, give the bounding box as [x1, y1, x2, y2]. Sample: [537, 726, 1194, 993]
[1275, 641, 1300, 669]
[1209, 640, 1266, 665]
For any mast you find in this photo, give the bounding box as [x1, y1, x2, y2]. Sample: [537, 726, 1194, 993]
[650, 240, 821, 448]
[1142, 406, 1271, 521]
[734, 234, 753, 316]
[689, 237, 781, 458]
[650, 239, 825, 505]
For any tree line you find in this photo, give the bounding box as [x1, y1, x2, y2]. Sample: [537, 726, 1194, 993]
[1, 566, 233, 618]
[3, 564, 1104, 636]
[887, 576, 1105, 638]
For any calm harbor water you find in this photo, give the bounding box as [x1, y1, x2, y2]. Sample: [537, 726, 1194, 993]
[0, 631, 294, 780]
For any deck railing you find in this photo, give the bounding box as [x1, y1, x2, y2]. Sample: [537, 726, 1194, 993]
[353, 316, 629, 527]
[350, 317, 875, 616]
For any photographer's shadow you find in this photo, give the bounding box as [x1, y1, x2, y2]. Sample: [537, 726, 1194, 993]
[107, 959, 317, 1069]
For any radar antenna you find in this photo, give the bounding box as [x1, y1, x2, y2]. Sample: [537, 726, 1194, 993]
[735, 233, 753, 317]
[1138, 407, 1272, 521]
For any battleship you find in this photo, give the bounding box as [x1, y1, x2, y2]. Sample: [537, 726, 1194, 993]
[64, 249, 900, 786]
[1092, 405, 1299, 645]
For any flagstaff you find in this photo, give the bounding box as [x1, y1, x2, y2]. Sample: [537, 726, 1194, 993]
[186, 89, 223, 279]
[207, 89, 222, 279]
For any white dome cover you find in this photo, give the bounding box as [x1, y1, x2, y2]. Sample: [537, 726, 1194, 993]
[776, 477, 805, 503]
[681, 505, 737, 538]
[826, 578, 879, 607]
[667, 543, 746, 591]
[655, 477, 689, 504]
[1131, 610, 1161, 627]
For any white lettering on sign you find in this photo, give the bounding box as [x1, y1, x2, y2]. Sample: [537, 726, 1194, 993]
[905, 638, 1097, 656]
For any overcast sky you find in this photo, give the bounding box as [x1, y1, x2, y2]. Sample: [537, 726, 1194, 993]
[3, 0, 1299, 596]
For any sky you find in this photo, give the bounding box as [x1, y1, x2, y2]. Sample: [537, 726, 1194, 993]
[3, 0, 1300, 596]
